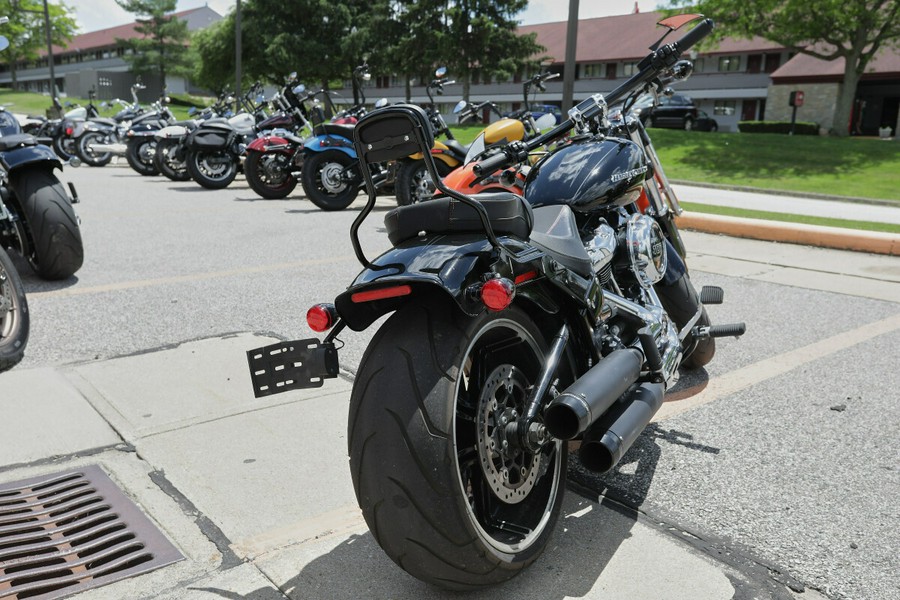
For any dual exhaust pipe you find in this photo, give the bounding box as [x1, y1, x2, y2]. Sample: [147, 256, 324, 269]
[542, 347, 664, 473]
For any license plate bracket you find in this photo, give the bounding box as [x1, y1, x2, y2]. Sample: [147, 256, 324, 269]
[247, 338, 339, 397]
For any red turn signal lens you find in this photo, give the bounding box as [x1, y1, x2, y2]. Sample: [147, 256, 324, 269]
[307, 303, 337, 332]
[65, 127, 73, 136]
[481, 278, 515, 311]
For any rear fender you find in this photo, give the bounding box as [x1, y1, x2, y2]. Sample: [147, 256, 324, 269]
[1, 144, 62, 172]
[333, 234, 558, 331]
[247, 135, 291, 153]
[155, 124, 188, 140]
[304, 135, 356, 158]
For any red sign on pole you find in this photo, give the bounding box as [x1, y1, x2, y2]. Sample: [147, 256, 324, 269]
[789, 91, 805, 107]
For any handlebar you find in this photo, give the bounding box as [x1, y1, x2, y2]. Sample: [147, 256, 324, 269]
[473, 17, 714, 176]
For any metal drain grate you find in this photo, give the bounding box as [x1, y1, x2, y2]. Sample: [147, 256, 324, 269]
[0, 465, 183, 599]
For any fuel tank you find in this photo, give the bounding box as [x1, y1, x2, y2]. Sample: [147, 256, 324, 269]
[524, 137, 648, 212]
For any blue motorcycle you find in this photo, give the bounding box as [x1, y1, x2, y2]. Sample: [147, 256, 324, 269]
[300, 64, 392, 210]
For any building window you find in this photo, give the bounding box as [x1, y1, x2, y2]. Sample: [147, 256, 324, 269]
[717, 56, 740, 72]
[621, 62, 638, 77]
[580, 63, 602, 79]
[606, 63, 617, 79]
[714, 100, 737, 116]
[764, 53, 781, 73]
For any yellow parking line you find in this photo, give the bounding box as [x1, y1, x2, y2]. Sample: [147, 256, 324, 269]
[656, 312, 900, 421]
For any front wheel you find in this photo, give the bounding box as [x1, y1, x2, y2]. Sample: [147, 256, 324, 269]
[349, 302, 566, 589]
[395, 159, 454, 206]
[76, 130, 113, 167]
[186, 149, 238, 189]
[245, 151, 298, 199]
[125, 137, 159, 176]
[0, 247, 29, 372]
[300, 150, 359, 211]
[10, 168, 84, 280]
[52, 134, 75, 161]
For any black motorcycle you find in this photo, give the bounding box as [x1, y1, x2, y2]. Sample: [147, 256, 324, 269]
[0, 103, 83, 281]
[247, 15, 744, 589]
[124, 92, 176, 176]
[184, 82, 268, 189]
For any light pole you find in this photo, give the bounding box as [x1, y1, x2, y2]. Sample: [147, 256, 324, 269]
[235, 0, 241, 99]
[12, 1, 57, 104]
[562, 0, 578, 112]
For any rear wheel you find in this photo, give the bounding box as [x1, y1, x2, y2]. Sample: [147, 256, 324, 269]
[245, 151, 298, 199]
[154, 139, 190, 181]
[125, 137, 159, 176]
[187, 149, 238, 189]
[52, 134, 75, 160]
[76, 130, 113, 167]
[10, 168, 84, 280]
[396, 159, 454, 206]
[300, 150, 359, 210]
[0, 247, 29, 372]
[349, 302, 566, 589]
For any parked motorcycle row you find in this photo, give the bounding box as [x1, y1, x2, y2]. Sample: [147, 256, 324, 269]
[245, 14, 747, 590]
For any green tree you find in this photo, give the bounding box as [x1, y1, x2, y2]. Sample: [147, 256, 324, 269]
[441, 0, 543, 101]
[672, 0, 900, 136]
[191, 13, 236, 92]
[115, 0, 191, 82]
[0, 0, 77, 92]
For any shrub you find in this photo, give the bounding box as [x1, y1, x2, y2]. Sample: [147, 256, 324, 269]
[738, 121, 819, 135]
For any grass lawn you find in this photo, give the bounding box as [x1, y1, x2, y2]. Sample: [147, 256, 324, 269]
[447, 125, 900, 203]
[0, 89, 197, 120]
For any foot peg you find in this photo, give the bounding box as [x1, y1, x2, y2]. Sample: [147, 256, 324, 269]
[696, 323, 746, 339]
[699, 285, 724, 305]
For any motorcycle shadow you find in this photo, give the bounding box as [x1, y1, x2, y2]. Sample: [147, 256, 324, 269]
[10, 254, 80, 292]
[281, 429, 705, 598]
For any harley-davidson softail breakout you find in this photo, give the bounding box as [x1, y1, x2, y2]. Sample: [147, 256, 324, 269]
[247, 15, 744, 590]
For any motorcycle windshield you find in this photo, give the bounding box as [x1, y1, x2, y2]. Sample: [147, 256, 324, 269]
[464, 133, 486, 164]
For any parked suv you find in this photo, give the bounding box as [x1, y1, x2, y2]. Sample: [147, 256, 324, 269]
[633, 94, 699, 130]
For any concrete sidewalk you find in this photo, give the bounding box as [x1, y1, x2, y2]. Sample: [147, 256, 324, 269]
[5, 231, 893, 599]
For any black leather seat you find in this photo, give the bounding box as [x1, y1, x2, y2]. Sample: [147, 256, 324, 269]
[313, 123, 356, 138]
[384, 192, 533, 246]
[442, 139, 469, 159]
[0, 134, 37, 151]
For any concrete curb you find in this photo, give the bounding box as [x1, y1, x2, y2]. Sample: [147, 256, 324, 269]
[670, 179, 899, 207]
[676, 212, 900, 256]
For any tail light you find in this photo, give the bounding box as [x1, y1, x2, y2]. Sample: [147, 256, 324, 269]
[307, 303, 338, 332]
[65, 126, 73, 136]
[351, 285, 412, 303]
[481, 278, 515, 311]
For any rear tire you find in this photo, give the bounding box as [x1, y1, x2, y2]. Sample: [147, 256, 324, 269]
[52, 134, 75, 161]
[75, 130, 113, 167]
[396, 159, 453, 206]
[244, 151, 298, 199]
[187, 149, 238, 189]
[125, 137, 159, 176]
[154, 139, 191, 181]
[350, 302, 566, 589]
[300, 150, 359, 211]
[10, 168, 84, 280]
[0, 247, 29, 372]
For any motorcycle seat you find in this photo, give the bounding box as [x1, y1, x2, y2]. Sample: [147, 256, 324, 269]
[529, 205, 593, 277]
[0, 134, 37, 151]
[383, 192, 533, 246]
[313, 123, 355, 138]
[442, 139, 469, 159]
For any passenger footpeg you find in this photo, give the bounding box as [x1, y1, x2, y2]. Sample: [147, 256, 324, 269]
[695, 323, 746, 339]
[247, 338, 339, 398]
[699, 285, 724, 305]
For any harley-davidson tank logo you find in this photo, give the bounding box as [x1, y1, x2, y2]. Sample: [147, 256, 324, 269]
[610, 166, 648, 182]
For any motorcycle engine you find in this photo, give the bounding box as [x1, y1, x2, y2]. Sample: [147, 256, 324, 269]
[624, 214, 667, 288]
[584, 222, 616, 285]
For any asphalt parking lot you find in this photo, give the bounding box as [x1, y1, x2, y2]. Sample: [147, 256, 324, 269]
[3, 162, 898, 600]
